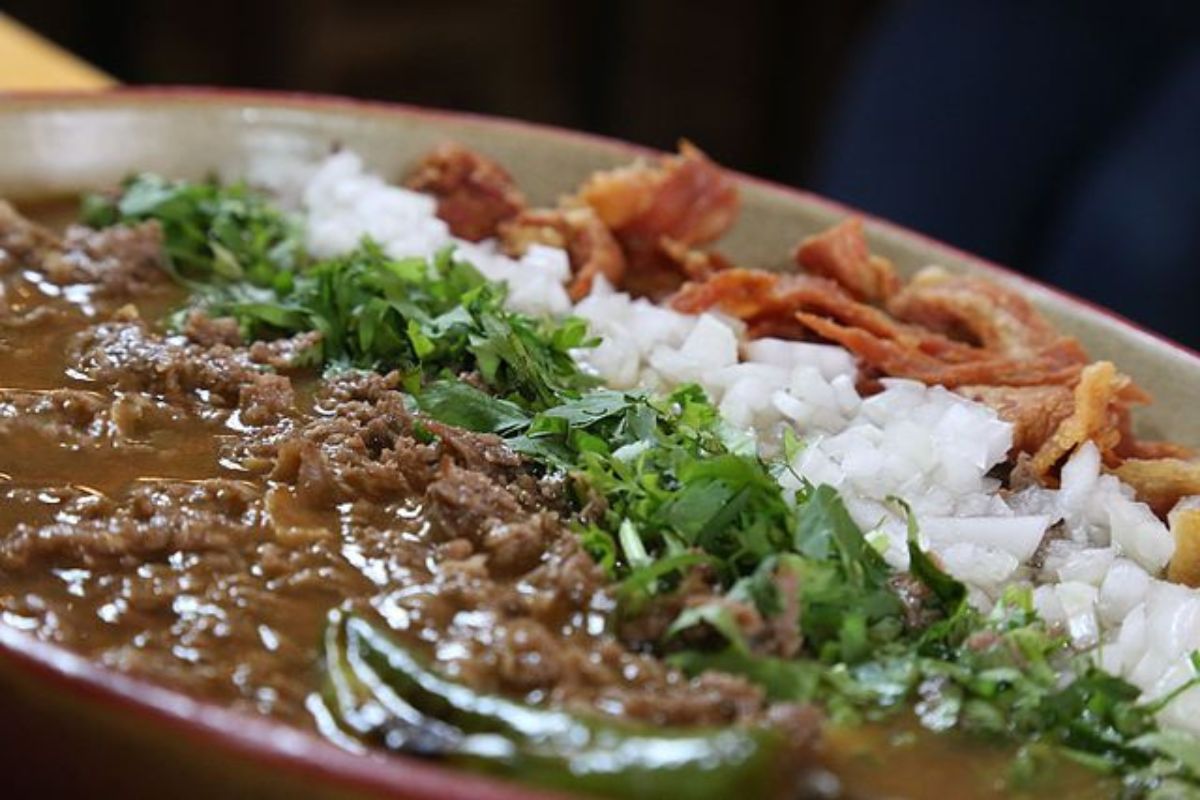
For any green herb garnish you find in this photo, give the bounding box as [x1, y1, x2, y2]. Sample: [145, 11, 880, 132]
[83, 173, 306, 287]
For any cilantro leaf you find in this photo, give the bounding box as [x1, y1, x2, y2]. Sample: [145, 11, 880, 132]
[415, 380, 530, 435]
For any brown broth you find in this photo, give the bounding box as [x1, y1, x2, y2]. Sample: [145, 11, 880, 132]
[823, 717, 1114, 799]
[0, 198, 1122, 799]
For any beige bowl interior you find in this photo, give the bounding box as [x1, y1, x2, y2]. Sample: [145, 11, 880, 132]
[0, 89, 1195, 447]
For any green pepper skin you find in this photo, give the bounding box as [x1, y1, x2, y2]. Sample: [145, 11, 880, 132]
[322, 611, 792, 800]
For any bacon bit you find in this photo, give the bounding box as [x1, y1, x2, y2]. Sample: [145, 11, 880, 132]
[781, 281, 986, 362]
[1168, 503, 1200, 587]
[404, 143, 526, 241]
[1113, 459, 1200, 518]
[672, 265, 1019, 362]
[957, 384, 1075, 455]
[499, 206, 626, 300]
[1022, 362, 1138, 481]
[793, 217, 900, 304]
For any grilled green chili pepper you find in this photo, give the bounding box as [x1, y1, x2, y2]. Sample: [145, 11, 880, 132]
[321, 610, 793, 800]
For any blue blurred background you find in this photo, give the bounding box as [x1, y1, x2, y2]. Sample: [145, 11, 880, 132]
[9, 0, 1200, 346]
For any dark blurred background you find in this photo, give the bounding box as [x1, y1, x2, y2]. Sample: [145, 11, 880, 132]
[7, 0, 1200, 346]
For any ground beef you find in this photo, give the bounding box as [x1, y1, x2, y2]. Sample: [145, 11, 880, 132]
[0, 200, 57, 272]
[0, 479, 261, 570]
[72, 316, 296, 423]
[182, 311, 243, 347]
[41, 222, 170, 299]
[248, 330, 323, 370]
[0, 387, 109, 437]
[0, 216, 794, 744]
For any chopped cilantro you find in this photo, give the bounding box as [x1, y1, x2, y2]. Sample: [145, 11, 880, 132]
[82, 173, 306, 287]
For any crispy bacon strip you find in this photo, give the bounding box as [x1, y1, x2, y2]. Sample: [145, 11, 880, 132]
[499, 207, 627, 301]
[670, 268, 784, 317]
[1114, 459, 1200, 518]
[957, 384, 1076, 455]
[1020, 362, 1140, 481]
[670, 268, 970, 354]
[1168, 502, 1200, 587]
[793, 217, 900, 304]
[657, 237, 734, 282]
[404, 143, 526, 241]
[797, 311, 1085, 387]
[577, 141, 739, 248]
[887, 267, 1066, 358]
[1114, 414, 1193, 461]
[575, 142, 739, 298]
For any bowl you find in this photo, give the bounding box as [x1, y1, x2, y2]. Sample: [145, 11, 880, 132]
[0, 87, 1196, 798]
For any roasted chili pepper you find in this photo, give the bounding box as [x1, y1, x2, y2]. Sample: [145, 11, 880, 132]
[321, 610, 793, 800]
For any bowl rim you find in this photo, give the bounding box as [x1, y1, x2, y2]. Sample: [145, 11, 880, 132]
[4, 84, 1195, 366]
[0, 85, 1196, 799]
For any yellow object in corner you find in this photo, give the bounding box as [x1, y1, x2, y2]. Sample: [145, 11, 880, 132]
[0, 14, 114, 90]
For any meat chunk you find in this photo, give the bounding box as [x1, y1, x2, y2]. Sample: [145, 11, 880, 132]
[494, 620, 563, 691]
[606, 670, 765, 727]
[248, 330, 323, 370]
[404, 142, 526, 241]
[426, 462, 522, 540]
[793, 217, 900, 304]
[271, 439, 343, 511]
[481, 516, 556, 576]
[238, 373, 295, 426]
